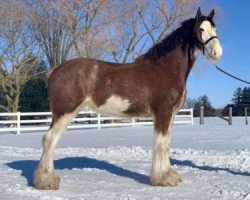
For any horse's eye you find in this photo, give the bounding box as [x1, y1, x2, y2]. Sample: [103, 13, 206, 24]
[199, 28, 204, 33]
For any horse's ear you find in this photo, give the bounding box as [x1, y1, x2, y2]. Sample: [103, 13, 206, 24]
[196, 7, 202, 20]
[208, 9, 215, 19]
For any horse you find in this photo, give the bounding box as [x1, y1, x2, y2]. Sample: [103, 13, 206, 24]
[34, 8, 222, 190]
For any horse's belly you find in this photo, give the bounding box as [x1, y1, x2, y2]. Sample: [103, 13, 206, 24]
[81, 95, 131, 116]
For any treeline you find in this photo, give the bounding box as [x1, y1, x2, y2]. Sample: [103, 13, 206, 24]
[185, 87, 250, 117]
[185, 95, 216, 117]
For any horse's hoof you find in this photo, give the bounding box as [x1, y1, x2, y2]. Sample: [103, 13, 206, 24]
[150, 168, 182, 187]
[34, 171, 60, 190]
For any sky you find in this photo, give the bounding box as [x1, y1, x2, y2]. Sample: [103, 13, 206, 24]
[187, 0, 250, 108]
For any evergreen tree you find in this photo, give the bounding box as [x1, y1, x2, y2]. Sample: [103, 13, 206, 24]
[232, 87, 243, 115]
[193, 101, 201, 117]
[20, 78, 48, 112]
[241, 87, 250, 107]
[19, 62, 49, 112]
[232, 87, 242, 105]
[193, 95, 215, 117]
[222, 104, 234, 116]
[231, 87, 250, 116]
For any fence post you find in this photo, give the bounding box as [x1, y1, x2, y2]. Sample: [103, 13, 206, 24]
[17, 111, 21, 135]
[245, 107, 248, 125]
[190, 109, 194, 125]
[132, 118, 135, 127]
[229, 107, 232, 125]
[98, 113, 101, 130]
[200, 105, 204, 125]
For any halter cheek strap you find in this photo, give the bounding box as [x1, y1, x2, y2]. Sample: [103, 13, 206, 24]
[202, 36, 218, 54]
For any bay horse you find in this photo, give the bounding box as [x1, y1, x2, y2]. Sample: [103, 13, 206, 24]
[34, 8, 222, 190]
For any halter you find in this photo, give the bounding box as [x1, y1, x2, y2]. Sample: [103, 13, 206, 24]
[202, 36, 218, 54]
[204, 36, 218, 45]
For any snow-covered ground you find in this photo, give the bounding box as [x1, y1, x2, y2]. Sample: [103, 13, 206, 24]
[0, 118, 249, 200]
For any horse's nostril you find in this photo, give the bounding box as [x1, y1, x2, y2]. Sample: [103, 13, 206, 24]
[213, 50, 217, 56]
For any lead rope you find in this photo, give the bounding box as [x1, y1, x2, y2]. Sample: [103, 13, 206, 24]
[212, 63, 250, 85]
[202, 35, 250, 85]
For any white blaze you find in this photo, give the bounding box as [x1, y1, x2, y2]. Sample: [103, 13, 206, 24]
[200, 20, 223, 61]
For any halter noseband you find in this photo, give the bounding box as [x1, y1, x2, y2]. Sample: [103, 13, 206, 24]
[202, 36, 218, 54]
[204, 36, 218, 45]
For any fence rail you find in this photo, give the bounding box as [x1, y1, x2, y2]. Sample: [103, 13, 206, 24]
[0, 109, 193, 134]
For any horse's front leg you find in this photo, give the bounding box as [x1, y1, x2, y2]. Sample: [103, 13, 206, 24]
[150, 112, 182, 186]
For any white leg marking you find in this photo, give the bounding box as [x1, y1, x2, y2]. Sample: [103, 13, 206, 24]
[150, 116, 182, 186]
[34, 111, 78, 190]
[150, 131, 171, 183]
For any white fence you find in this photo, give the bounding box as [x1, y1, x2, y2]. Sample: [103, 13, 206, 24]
[0, 109, 193, 134]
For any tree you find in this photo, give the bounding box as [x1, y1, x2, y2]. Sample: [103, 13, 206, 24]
[193, 95, 215, 117]
[183, 97, 197, 109]
[222, 104, 233, 116]
[19, 62, 49, 112]
[241, 87, 250, 107]
[27, 0, 75, 68]
[231, 87, 250, 116]
[27, 0, 206, 65]
[109, 0, 203, 63]
[0, 1, 43, 113]
[27, 0, 112, 67]
[232, 87, 243, 115]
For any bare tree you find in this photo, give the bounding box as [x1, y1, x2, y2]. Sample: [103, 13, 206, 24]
[27, 0, 209, 65]
[27, 0, 113, 67]
[26, 0, 75, 68]
[0, 0, 41, 113]
[184, 97, 197, 109]
[107, 0, 204, 63]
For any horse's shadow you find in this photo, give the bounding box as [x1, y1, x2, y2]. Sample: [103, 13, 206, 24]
[6, 157, 250, 188]
[5, 157, 150, 187]
[171, 159, 250, 177]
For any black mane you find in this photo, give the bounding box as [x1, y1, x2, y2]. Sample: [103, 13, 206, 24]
[143, 17, 214, 61]
[144, 18, 196, 61]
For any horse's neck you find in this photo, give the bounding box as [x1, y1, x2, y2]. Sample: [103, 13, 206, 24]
[156, 46, 196, 84]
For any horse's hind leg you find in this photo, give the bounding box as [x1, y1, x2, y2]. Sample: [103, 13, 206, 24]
[34, 110, 78, 190]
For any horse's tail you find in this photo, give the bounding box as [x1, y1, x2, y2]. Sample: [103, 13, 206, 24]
[134, 54, 145, 62]
[47, 67, 56, 78]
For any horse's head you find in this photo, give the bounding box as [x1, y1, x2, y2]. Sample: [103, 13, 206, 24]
[194, 8, 223, 61]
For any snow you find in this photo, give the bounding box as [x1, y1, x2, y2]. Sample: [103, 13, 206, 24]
[0, 117, 249, 200]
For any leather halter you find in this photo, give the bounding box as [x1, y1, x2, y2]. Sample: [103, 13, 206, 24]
[202, 36, 218, 54]
[204, 36, 218, 45]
